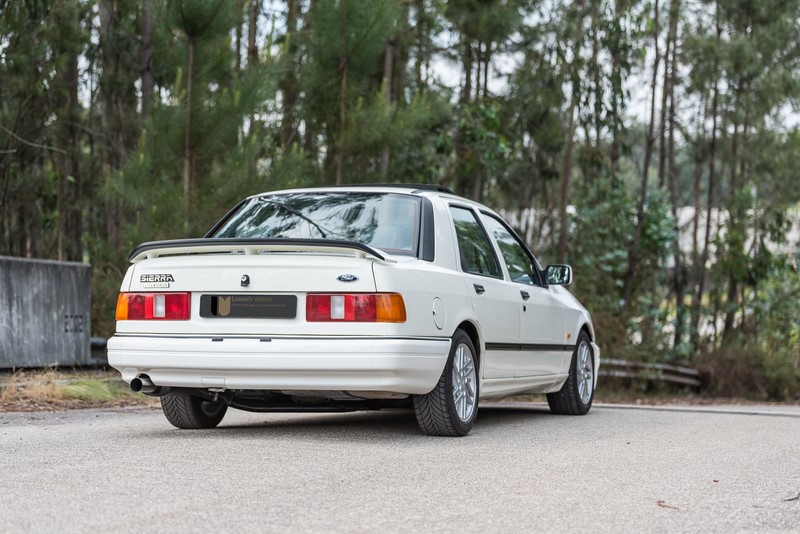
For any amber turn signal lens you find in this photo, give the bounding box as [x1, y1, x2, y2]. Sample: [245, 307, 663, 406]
[115, 293, 129, 320]
[375, 293, 406, 323]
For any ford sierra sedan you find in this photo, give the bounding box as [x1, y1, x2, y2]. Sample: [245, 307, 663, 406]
[108, 185, 600, 436]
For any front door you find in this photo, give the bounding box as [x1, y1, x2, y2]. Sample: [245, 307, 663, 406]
[479, 214, 565, 377]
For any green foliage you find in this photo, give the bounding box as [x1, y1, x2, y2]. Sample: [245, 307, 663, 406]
[570, 177, 676, 362]
[699, 262, 800, 400]
[455, 101, 510, 195]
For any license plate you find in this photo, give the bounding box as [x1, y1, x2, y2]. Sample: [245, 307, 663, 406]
[199, 294, 297, 319]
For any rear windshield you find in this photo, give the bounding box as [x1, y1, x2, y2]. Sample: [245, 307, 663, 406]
[213, 192, 421, 256]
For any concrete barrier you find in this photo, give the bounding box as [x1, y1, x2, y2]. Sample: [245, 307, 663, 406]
[0, 256, 92, 368]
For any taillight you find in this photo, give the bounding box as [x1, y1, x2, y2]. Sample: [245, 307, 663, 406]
[116, 292, 191, 320]
[306, 293, 406, 323]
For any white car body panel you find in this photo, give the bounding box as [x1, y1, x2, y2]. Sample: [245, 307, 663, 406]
[108, 186, 600, 404]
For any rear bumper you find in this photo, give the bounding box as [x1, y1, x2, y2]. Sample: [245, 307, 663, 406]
[107, 335, 451, 395]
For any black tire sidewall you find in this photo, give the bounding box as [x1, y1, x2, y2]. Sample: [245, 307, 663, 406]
[195, 396, 227, 423]
[191, 396, 227, 427]
[444, 330, 479, 435]
[571, 333, 594, 413]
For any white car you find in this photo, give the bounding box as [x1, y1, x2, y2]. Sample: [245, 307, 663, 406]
[108, 185, 599, 436]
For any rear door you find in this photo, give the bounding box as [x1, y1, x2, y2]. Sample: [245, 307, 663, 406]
[449, 205, 520, 379]
[480, 214, 566, 377]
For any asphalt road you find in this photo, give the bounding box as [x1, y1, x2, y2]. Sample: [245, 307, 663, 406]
[1, 402, 799, 533]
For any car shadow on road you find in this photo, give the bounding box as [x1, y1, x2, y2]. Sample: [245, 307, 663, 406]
[148, 403, 550, 441]
[216, 409, 423, 440]
[477, 403, 552, 424]
[130, 402, 556, 441]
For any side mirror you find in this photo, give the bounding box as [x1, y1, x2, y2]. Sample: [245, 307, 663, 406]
[545, 264, 573, 286]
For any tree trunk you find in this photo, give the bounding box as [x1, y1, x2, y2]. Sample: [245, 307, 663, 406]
[280, 0, 299, 151]
[302, 2, 317, 159]
[555, 0, 588, 263]
[723, 90, 748, 342]
[248, 0, 259, 67]
[335, 0, 348, 186]
[656, 31, 672, 187]
[483, 42, 491, 100]
[609, 0, 625, 176]
[556, 89, 577, 264]
[235, 2, 243, 72]
[622, 0, 660, 312]
[591, 18, 601, 149]
[722, 118, 739, 341]
[413, 0, 424, 87]
[54, 1, 81, 262]
[453, 36, 473, 195]
[694, 83, 720, 350]
[99, 1, 118, 248]
[183, 39, 195, 233]
[379, 36, 395, 180]
[394, 2, 410, 104]
[140, 0, 154, 119]
[665, 2, 684, 350]
[688, 98, 707, 353]
[474, 42, 482, 102]
[462, 39, 473, 105]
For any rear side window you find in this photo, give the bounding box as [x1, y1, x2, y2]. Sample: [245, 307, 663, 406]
[450, 206, 502, 278]
[213, 192, 420, 256]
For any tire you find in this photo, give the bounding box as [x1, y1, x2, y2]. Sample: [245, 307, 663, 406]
[160, 394, 228, 429]
[547, 332, 594, 415]
[413, 329, 479, 436]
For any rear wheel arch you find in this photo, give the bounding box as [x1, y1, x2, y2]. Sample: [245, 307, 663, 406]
[413, 329, 479, 436]
[454, 320, 481, 368]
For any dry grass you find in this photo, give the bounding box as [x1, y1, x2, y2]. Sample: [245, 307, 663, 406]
[0, 367, 158, 412]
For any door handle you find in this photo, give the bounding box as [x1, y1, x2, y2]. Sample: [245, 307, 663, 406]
[520, 290, 530, 300]
[473, 284, 485, 295]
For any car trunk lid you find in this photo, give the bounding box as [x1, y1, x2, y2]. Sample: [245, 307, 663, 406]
[118, 240, 387, 336]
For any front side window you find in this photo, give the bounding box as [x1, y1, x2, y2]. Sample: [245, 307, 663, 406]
[213, 193, 420, 256]
[481, 214, 538, 285]
[450, 206, 501, 278]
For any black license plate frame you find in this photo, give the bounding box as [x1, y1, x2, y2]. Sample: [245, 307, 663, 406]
[199, 294, 297, 319]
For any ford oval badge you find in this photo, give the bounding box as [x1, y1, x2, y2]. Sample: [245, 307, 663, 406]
[337, 274, 359, 282]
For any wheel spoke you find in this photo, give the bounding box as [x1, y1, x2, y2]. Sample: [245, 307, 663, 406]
[575, 341, 593, 404]
[451, 342, 477, 422]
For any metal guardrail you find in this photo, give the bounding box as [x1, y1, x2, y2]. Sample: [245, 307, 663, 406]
[600, 358, 703, 388]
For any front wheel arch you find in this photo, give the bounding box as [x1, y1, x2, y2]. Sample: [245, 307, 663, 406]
[579, 324, 598, 390]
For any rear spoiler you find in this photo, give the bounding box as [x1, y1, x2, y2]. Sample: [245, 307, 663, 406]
[128, 238, 394, 263]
